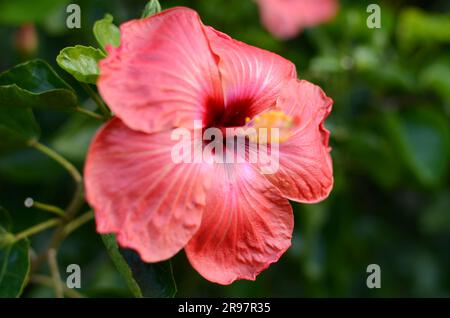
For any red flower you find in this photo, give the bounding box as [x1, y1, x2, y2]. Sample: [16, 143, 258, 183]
[85, 7, 333, 285]
[14, 23, 38, 56]
[256, 0, 339, 39]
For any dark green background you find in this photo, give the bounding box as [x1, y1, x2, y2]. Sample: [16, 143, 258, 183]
[1, 0, 449, 297]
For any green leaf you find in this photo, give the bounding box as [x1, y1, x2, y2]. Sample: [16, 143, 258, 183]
[0, 208, 13, 248]
[0, 207, 12, 232]
[0, 59, 78, 110]
[385, 108, 450, 188]
[93, 14, 121, 52]
[0, 0, 69, 25]
[142, 0, 162, 18]
[50, 113, 101, 162]
[0, 209, 14, 248]
[57, 46, 106, 84]
[0, 238, 30, 297]
[397, 8, 450, 51]
[0, 208, 30, 298]
[0, 60, 46, 146]
[0, 105, 40, 144]
[101, 234, 177, 298]
[0, 148, 63, 184]
[420, 58, 450, 102]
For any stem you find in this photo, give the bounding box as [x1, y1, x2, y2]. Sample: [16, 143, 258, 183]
[64, 179, 85, 221]
[47, 249, 64, 298]
[25, 198, 66, 218]
[63, 210, 94, 237]
[28, 141, 82, 184]
[29, 275, 84, 298]
[13, 218, 60, 242]
[81, 83, 111, 119]
[37, 181, 84, 261]
[29, 142, 85, 271]
[32, 183, 83, 270]
[74, 107, 105, 121]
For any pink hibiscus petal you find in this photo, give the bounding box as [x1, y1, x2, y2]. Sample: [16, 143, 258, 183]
[257, 0, 339, 39]
[263, 79, 333, 202]
[204, 26, 296, 120]
[98, 7, 223, 134]
[84, 118, 211, 262]
[185, 161, 294, 285]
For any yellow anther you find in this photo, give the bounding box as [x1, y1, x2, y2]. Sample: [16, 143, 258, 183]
[245, 109, 298, 144]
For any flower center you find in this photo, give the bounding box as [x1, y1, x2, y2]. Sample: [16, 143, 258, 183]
[204, 97, 254, 128]
[244, 109, 297, 144]
[203, 97, 296, 144]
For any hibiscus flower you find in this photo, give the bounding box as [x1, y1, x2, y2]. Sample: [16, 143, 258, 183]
[85, 7, 333, 285]
[256, 0, 339, 39]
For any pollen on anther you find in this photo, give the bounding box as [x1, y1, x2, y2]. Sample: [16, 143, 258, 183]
[244, 109, 298, 144]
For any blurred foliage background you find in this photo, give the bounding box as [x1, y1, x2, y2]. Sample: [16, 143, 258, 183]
[0, 0, 450, 297]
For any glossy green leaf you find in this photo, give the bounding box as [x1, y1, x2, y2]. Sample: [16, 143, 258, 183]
[0, 59, 78, 110]
[0, 105, 40, 144]
[0, 148, 63, 184]
[93, 14, 121, 52]
[0, 208, 30, 298]
[0, 0, 69, 25]
[101, 234, 177, 298]
[142, 0, 162, 18]
[0, 238, 30, 297]
[385, 108, 450, 187]
[57, 46, 106, 84]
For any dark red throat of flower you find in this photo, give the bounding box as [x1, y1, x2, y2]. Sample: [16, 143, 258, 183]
[204, 97, 255, 128]
[203, 97, 298, 144]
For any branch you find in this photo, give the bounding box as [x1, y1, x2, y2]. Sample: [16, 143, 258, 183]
[30, 275, 84, 298]
[47, 249, 64, 298]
